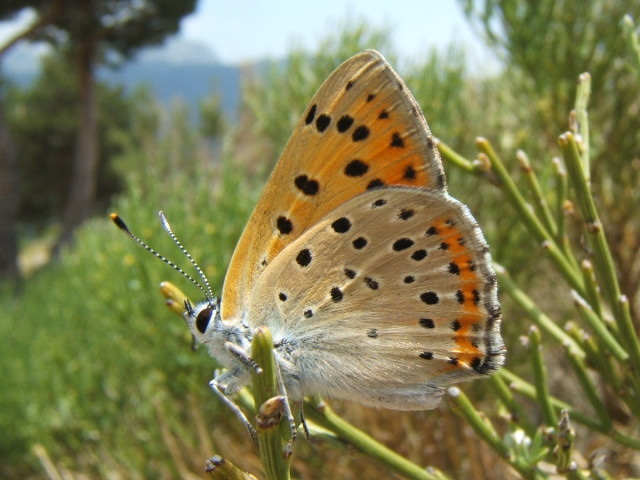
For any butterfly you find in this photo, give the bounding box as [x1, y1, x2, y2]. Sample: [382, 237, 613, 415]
[114, 49, 504, 440]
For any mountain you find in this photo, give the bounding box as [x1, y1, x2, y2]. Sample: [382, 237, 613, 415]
[99, 60, 242, 122]
[2, 38, 245, 123]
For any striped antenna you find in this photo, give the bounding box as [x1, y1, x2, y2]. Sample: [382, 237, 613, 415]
[158, 211, 215, 303]
[110, 213, 214, 304]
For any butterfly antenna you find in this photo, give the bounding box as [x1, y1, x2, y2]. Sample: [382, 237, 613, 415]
[158, 211, 216, 304]
[110, 213, 213, 303]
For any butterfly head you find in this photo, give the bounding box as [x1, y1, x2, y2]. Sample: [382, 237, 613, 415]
[184, 296, 255, 373]
[184, 297, 222, 342]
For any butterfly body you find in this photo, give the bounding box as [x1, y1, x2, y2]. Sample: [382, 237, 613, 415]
[181, 50, 503, 415]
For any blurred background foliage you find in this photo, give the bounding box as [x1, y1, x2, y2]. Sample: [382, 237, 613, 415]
[461, 0, 640, 315]
[6, 52, 132, 225]
[1, 0, 639, 478]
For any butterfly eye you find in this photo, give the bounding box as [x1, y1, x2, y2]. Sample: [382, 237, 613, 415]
[195, 306, 213, 334]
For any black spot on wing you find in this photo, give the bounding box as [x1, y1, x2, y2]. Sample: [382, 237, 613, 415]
[390, 132, 405, 148]
[316, 114, 331, 132]
[330, 287, 343, 302]
[345, 159, 369, 177]
[367, 179, 385, 190]
[336, 115, 354, 133]
[352, 125, 370, 142]
[294, 175, 319, 196]
[305, 104, 317, 125]
[331, 217, 351, 233]
[276, 216, 293, 235]
[403, 165, 416, 180]
[420, 292, 439, 305]
[296, 249, 312, 267]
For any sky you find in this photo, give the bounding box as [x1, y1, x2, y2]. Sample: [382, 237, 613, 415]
[180, 0, 484, 64]
[0, 0, 493, 67]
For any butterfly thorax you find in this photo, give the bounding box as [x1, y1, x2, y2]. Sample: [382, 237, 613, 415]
[186, 299, 254, 370]
[186, 299, 306, 400]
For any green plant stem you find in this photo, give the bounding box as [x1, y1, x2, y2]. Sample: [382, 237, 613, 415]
[502, 369, 601, 427]
[618, 297, 640, 418]
[517, 150, 557, 237]
[577, 333, 623, 394]
[448, 388, 545, 480]
[571, 327, 640, 420]
[499, 370, 640, 450]
[304, 399, 449, 480]
[572, 73, 591, 175]
[550, 157, 582, 272]
[579, 260, 604, 320]
[571, 291, 628, 363]
[499, 370, 597, 427]
[563, 335, 612, 431]
[528, 327, 557, 426]
[551, 157, 569, 249]
[495, 264, 585, 358]
[205, 455, 258, 480]
[552, 162, 582, 274]
[559, 132, 640, 387]
[436, 140, 478, 173]
[251, 328, 292, 480]
[488, 375, 537, 435]
[447, 387, 506, 456]
[477, 138, 584, 294]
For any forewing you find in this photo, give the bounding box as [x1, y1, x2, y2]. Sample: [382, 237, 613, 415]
[221, 50, 446, 322]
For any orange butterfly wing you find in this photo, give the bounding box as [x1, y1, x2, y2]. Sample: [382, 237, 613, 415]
[221, 50, 446, 322]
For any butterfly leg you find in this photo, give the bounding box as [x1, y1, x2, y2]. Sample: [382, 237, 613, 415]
[210, 371, 258, 444]
[224, 341, 263, 374]
[299, 404, 310, 440]
[273, 355, 298, 441]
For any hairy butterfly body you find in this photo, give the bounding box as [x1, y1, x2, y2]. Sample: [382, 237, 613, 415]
[187, 50, 504, 414]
